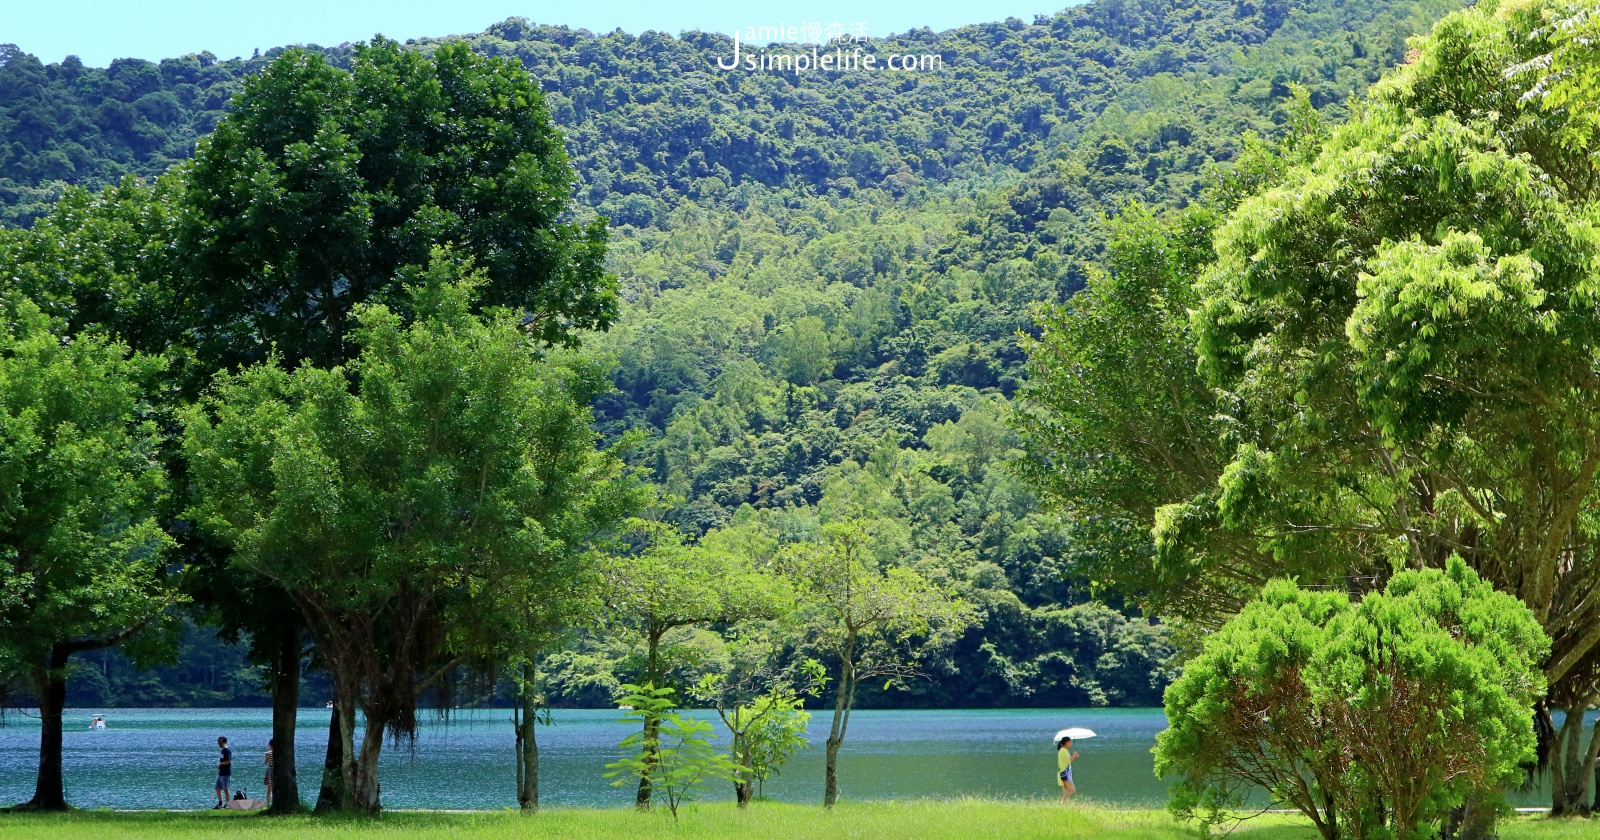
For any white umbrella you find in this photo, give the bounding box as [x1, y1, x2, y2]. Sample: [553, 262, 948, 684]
[1053, 727, 1096, 741]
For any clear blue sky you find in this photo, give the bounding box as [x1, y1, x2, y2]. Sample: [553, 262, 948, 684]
[2, 1, 1072, 67]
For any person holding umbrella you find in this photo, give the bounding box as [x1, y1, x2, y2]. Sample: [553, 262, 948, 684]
[1054, 727, 1092, 802]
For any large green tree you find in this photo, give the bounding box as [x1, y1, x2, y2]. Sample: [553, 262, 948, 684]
[1019, 0, 1600, 814]
[183, 259, 630, 812]
[175, 37, 619, 809]
[180, 37, 615, 369]
[0, 299, 178, 810]
[0, 167, 320, 810]
[1182, 0, 1600, 813]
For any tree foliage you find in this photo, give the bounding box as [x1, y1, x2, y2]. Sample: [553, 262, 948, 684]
[1157, 560, 1548, 840]
[1015, 90, 1329, 622]
[1178, 0, 1600, 811]
[182, 258, 631, 811]
[777, 519, 975, 806]
[604, 683, 745, 819]
[596, 517, 785, 805]
[0, 174, 184, 357]
[180, 38, 614, 368]
[0, 298, 179, 809]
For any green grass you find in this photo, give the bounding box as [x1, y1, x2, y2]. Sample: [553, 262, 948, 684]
[0, 800, 1593, 838]
[0, 801, 1593, 839]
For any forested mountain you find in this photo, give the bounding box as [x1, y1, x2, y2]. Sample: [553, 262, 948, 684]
[0, 0, 1462, 708]
[3, 0, 1452, 224]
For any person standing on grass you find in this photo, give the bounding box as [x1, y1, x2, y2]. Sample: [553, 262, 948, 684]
[1057, 735, 1079, 803]
[213, 736, 233, 809]
[263, 738, 275, 808]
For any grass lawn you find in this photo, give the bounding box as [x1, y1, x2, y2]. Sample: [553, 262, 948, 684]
[0, 800, 1596, 840]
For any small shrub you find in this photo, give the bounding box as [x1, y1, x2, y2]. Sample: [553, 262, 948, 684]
[604, 683, 745, 819]
[1154, 558, 1548, 840]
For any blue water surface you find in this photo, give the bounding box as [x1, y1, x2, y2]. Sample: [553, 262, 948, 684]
[2, 706, 1576, 810]
[0, 707, 1169, 810]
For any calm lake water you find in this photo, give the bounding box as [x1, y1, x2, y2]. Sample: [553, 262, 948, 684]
[0, 706, 1578, 810]
[0, 707, 1170, 810]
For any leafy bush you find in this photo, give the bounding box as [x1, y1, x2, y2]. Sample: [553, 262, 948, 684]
[604, 683, 745, 819]
[741, 693, 810, 796]
[1154, 558, 1548, 840]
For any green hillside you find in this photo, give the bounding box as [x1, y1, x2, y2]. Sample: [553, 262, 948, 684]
[1, 0, 1462, 709]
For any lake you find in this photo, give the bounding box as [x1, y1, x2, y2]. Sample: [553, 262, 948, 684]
[1, 707, 1170, 810]
[0, 707, 1576, 810]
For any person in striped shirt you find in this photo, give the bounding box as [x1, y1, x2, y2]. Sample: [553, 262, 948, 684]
[263, 739, 275, 808]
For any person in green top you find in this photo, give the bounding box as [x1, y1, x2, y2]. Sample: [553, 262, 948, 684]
[1057, 735, 1079, 803]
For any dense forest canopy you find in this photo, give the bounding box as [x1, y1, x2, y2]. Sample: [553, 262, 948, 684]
[2, 0, 1453, 223]
[0, 0, 1463, 709]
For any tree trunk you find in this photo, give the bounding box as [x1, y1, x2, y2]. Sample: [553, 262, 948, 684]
[1458, 791, 1498, 840]
[1584, 713, 1600, 812]
[732, 733, 753, 808]
[337, 697, 360, 811]
[22, 646, 70, 810]
[1441, 790, 1498, 840]
[635, 714, 660, 809]
[823, 634, 855, 809]
[516, 664, 540, 812]
[315, 692, 344, 812]
[521, 705, 539, 812]
[1593, 713, 1600, 812]
[267, 628, 301, 814]
[823, 735, 843, 809]
[353, 712, 385, 812]
[1552, 700, 1591, 815]
[636, 634, 663, 810]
